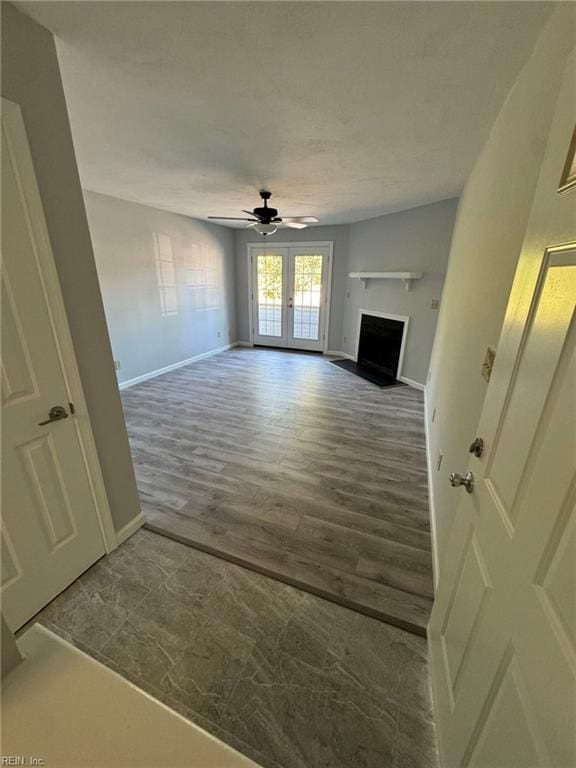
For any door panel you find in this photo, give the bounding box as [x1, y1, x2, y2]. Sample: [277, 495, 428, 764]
[467, 654, 544, 768]
[440, 531, 492, 704]
[253, 248, 288, 344]
[429, 51, 576, 768]
[1, 101, 106, 630]
[292, 253, 322, 341]
[250, 244, 331, 351]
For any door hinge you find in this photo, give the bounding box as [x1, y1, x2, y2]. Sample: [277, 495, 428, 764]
[69, 402, 75, 415]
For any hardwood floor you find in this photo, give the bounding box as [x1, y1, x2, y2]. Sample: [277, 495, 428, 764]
[121, 347, 433, 635]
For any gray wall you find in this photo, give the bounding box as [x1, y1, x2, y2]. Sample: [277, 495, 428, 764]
[84, 191, 237, 385]
[1, 3, 140, 532]
[426, 6, 575, 575]
[234, 202, 456, 382]
[234, 225, 350, 351]
[342, 199, 458, 384]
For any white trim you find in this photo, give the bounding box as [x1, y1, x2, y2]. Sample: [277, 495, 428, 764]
[354, 308, 410, 380]
[118, 343, 238, 390]
[424, 388, 440, 591]
[246, 242, 334, 352]
[322, 245, 334, 353]
[115, 511, 146, 546]
[247, 248, 254, 347]
[1, 99, 118, 552]
[399, 376, 425, 391]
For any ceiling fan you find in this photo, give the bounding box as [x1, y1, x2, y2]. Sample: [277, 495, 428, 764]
[208, 190, 318, 235]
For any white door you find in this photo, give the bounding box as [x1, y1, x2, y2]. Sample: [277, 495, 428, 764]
[428, 55, 576, 768]
[250, 243, 332, 351]
[1, 100, 111, 630]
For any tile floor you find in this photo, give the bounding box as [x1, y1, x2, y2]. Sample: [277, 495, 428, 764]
[30, 529, 438, 768]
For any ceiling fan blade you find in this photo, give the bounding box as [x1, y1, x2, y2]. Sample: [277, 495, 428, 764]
[280, 216, 319, 224]
[208, 216, 258, 221]
[242, 210, 262, 218]
[279, 222, 308, 230]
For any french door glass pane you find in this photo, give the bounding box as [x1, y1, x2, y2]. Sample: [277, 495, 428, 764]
[293, 254, 323, 340]
[257, 254, 283, 337]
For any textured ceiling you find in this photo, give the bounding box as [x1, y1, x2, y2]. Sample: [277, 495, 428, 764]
[18, 1, 553, 226]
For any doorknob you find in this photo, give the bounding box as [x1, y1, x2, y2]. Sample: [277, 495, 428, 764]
[449, 471, 474, 494]
[38, 405, 69, 426]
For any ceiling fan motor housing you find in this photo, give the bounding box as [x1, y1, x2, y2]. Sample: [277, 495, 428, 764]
[253, 206, 278, 221]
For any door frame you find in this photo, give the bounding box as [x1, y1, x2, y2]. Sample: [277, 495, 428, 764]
[246, 241, 334, 352]
[2, 98, 118, 553]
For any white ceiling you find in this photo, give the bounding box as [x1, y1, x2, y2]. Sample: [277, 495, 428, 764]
[18, 1, 553, 226]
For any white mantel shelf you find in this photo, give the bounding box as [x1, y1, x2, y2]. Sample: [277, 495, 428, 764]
[349, 271, 423, 291]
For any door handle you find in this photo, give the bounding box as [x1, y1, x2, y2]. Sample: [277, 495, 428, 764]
[449, 471, 474, 494]
[38, 405, 69, 426]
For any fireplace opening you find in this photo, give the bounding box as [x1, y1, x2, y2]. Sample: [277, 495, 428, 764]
[330, 313, 406, 388]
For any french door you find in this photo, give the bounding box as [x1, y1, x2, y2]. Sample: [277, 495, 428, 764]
[249, 243, 332, 351]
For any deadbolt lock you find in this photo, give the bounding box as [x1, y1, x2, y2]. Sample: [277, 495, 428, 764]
[469, 437, 484, 458]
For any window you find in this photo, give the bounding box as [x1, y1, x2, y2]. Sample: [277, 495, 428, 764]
[154, 233, 178, 317]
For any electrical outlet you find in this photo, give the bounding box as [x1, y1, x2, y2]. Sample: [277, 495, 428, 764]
[346, 291, 351, 299]
[431, 299, 440, 310]
[114, 360, 121, 370]
[343, 336, 347, 343]
[217, 331, 221, 338]
[437, 452, 443, 471]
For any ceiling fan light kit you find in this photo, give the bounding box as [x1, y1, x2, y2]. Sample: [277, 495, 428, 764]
[253, 223, 278, 236]
[208, 190, 318, 236]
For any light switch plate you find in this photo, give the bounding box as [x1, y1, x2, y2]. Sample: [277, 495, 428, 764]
[482, 346, 496, 382]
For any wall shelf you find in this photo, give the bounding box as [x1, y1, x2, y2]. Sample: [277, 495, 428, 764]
[349, 271, 423, 291]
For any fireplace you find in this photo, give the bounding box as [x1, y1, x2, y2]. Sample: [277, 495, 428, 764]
[330, 310, 408, 388]
[357, 312, 405, 380]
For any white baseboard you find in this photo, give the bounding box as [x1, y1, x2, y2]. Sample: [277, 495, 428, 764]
[118, 343, 239, 390]
[324, 350, 354, 359]
[235, 341, 254, 347]
[424, 388, 440, 591]
[399, 375, 426, 391]
[115, 511, 146, 546]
